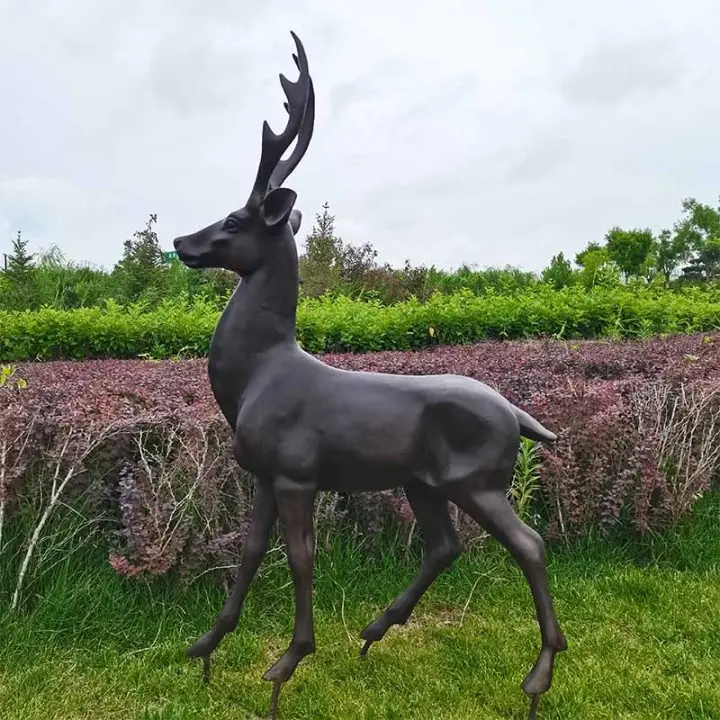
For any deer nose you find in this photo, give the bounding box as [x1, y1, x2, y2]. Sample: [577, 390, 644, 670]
[173, 237, 182, 250]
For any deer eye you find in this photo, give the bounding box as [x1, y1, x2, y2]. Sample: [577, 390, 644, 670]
[223, 216, 241, 233]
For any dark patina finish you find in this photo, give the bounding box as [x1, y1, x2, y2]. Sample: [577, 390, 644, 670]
[173, 32, 567, 720]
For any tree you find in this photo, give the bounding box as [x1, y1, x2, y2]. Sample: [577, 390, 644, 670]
[7, 230, 34, 273]
[574, 242, 619, 288]
[541, 252, 576, 290]
[1, 231, 38, 310]
[575, 242, 602, 267]
[654, 228, 689, 285]
[681, 237, 720, 282]
[604, 227, 656, 280]
[341, 241, 378, 287]
[675, 197, 720, 282]
[298, 202, 345, 297]
[398, 259, 431, 300]
[112, 213, 167, 303]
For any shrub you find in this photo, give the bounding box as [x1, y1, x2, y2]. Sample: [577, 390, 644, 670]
[1, 285, 719, 361]
[1, 334, 719, 601]
[529, 378, 720, 539]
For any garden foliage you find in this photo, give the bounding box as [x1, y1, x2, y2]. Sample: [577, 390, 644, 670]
[1, 333, 719, 607]
[1, 284, 720, 362]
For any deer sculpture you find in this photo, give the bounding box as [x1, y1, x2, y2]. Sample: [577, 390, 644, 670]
[172, 31, 567, 720]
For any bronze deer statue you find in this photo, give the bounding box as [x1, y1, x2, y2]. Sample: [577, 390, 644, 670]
[172, 31, 567, 720]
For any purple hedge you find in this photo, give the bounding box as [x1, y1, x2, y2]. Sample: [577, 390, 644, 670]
[1, 333, 719, 592]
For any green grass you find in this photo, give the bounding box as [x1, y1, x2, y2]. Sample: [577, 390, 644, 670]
[1, 496, 720, 719]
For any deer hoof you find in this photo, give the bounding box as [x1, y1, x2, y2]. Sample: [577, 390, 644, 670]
[521, 646, 555, 696]
[359, 640, 372, 658]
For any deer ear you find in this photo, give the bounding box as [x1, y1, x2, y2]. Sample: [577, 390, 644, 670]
[289, 209, 302, 235]
[260, 188, 297, 230]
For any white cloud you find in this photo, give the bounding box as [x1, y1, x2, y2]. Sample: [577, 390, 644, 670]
[0, 177, 92, 255]
[1, 0, 719, 274]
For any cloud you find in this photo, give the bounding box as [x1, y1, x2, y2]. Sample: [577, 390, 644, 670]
[0, 178, 89, 232]
[1, 0, 719, 275]
[0, 177, 95, 262]
[149, 33, 251, 115]
[504, 137, 575, 184]
[561, 39, 683, 107]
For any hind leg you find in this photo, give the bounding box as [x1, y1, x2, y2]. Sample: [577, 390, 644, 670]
[360, 480, 462, 656]
[442, 479, 566, 714]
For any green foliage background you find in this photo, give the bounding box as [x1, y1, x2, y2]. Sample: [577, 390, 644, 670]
[1, 194, 720, 361]
[1, 284, 719, 361]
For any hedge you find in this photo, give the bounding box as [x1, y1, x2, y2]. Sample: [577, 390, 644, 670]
[1, 285, 719, 361]
[1, 334, 719, 598]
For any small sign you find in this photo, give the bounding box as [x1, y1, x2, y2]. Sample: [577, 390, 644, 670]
[162, 250, 178, 263]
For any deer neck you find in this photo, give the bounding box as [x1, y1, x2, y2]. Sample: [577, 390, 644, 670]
[208, 233, 299, 424]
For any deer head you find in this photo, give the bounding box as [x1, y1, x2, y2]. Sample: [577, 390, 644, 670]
[173, 32, 315, 276]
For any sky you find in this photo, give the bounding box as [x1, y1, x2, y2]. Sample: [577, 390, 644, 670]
[1, 0, 719, 274]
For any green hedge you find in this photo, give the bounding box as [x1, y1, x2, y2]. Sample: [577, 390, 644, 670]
[1, 286, 719, 361]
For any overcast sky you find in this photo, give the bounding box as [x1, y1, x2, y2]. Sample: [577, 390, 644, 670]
[1, 1, 718, 274]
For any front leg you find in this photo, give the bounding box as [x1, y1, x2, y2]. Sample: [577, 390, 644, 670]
[187, 478, 277, 681]
[263, 476, 317, 719]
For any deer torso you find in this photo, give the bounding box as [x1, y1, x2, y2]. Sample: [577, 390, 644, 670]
[206, 227, 522, 490]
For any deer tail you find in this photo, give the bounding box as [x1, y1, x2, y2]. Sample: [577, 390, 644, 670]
[513, 406, 557, 443]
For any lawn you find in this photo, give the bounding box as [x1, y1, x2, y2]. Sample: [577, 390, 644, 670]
[1, 495, 720, 720]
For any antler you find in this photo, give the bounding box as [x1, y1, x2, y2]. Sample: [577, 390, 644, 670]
[269, 71, 315, 191]
[248, 31, 314, 206]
